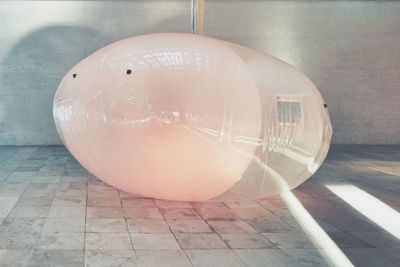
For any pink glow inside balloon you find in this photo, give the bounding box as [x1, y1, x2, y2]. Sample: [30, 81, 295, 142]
[53, 33, 332, 201]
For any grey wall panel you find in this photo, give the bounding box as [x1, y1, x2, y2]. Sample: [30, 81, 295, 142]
[0, 0, 399, 145]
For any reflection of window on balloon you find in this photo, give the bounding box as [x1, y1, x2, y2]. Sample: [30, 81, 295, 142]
[53, 33, 332, 201]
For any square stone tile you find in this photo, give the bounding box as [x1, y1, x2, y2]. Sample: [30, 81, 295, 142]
[52, 195, 86, 207]
[61, 169, 89, 183]
[122, 198, 156, 208]
[224, 200, 260, 208]
[282, 248, 330, 267]
[231, 207, 273, 220]
[87, 206, 124, 219]
[168, 219, 212, 234]
[0, 183, 29, 197]
[47, 206, 86, 218]
[123, 207, 163, 219]
[135, 249, 191, 267]
[64, 164, 85, 172]
[118, 190, 141, 199]
[263, 232, 317, 249]
[221, 234, 276, 249]
[186, 249, 245, 267]
[175, 233, 227, 249]
[86, 218, 128, 233]
[191, 202, 227, 209]
[87, 184, 114, 191]
[23, 183, 58, 197]
[57, 182, 88, 191]
[88, 197, 121, 207]
[57, 183, 83, 194]
[0, 197, 19, 217]
[63, 169, 89, 177]
[15, 167, 41, 172]
[28, 249, 84, 267]
[155, 200, 192, 209]
[8, 206, 49, 218]
[38, 166, 64, 176]
[6, 171, 36, 182]
[0, 217, 44, 234]
[61, 174, 87, 183]
[85, 233, 132, 250]
[0, 162, 18, 172]
[0, 249, 34, 267]
[60, 183, 87, 192]
[16, 196, 53, 207]
[0, 231, 39, 249]
[37, 232, 84, 249]
[85, 249, 137, 267]
[208, 220, 257, 234]
[161, 208, 201, 221]
[235, 248, 297, 267]
[0, 171, 11, 182]
[88, 188, 119, 198]
[87, 177, 106, 186]
[194, 206, 238, 220]
[32, 175, 61, 183]
[130, 234, 180, 249]
[19, 159, 44, 168]
[246, 217, 297, 233]
[43, 218, 85, 233]
[127, 219, 170, 234]
[45, 156, 69, 166]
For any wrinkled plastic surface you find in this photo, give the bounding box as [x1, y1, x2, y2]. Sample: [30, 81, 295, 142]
[53, 33, 332, 201]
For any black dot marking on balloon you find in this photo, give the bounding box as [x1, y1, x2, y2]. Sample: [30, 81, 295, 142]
[324, 103, 328, 108]
[72, 73, 77, 78]
[127, 69, 132, 75]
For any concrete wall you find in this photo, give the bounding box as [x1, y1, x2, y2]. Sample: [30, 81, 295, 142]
[0, 0, 399, 145]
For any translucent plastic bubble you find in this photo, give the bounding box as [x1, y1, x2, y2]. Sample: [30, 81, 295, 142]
[53, 33, 332, 201]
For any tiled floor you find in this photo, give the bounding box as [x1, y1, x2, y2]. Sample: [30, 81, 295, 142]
[0, 145, 399, 266]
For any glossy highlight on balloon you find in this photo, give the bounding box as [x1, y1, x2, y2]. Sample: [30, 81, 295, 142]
[53, 33, 332, 201]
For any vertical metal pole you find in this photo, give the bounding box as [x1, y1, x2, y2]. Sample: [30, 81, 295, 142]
[191, 0, 204, 35]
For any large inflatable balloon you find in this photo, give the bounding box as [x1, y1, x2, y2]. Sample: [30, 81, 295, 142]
[53, 33, 332, 201]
